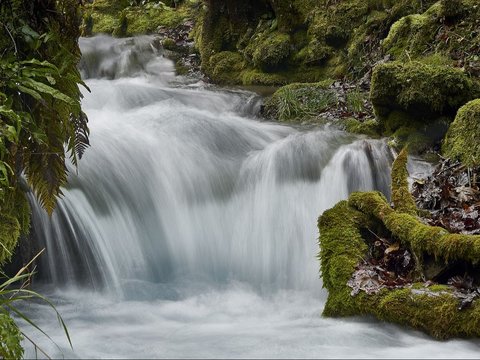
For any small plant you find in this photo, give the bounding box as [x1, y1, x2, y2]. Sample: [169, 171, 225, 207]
[0, 250, 71, 359]
[268, 83, 338, 122]
[345, 87, 366, 114]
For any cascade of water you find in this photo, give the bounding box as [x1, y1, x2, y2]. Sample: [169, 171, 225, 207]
[23, 36, 480, 359]
[31, 37, 393, 297]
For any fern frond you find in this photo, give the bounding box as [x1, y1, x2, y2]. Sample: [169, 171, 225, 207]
[73, 111, 90, 161]
[24, 150, 67, 215]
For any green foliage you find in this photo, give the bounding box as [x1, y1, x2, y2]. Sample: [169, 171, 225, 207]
[345, 87, 367, 114]
[0, 2, 84, 354]
[443, 99, 480, 166]
[344, 118, 381, 137]
[0, 313, 23, 359]
[0, 252, 72, 358]
[263, 80, 336, 121]
[0, 214, 20, 266]
[0, 0, 89, 214]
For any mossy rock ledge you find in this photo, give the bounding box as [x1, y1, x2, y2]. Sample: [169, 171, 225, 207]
[318, 149, 480, 339]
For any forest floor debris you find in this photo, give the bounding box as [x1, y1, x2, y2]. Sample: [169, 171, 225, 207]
[412, 158, 480, 234]
[347, 161, 480, 309]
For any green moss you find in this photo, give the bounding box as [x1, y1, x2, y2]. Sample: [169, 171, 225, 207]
[382, 7, 437, 58]
[374, 287, 480, 339]
[349, 191, 480, 265]
[294, 40, 332, 67]
[320, 190, 480, 338]
[84, 0, 197, 36]
[196, 0, 478, 86]
[382, 0, 480, 72]
[318, 200, 369, 292]
[244, 31, 291, 72]
[443, 99, 480, 166]
[263, 80, 336, 121]
[404, 131, 434, 154]
[125, 5, 190, 35]
[112, 11, 128, 37]
[391, 148, 417, 215]
[208, 51, 246, 84]
[162, 38, 177, 51]
[91, 12, 117, 34]
[241, 69, 287, 86]
[383, 111, 412, 134]
[344, 118, 381, 137]
[371, 61, 479, 124]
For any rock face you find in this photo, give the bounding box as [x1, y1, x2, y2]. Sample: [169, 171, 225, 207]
[196, 0, 442, 85]
[318, 150, 480, 339]
[196, 0, 480, 85]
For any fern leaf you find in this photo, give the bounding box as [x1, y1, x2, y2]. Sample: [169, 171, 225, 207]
[21, 79, 77, 107]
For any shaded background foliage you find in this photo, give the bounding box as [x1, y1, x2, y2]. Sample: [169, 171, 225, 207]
[0, 0, 86, 357]
[0, 0, 88, 216]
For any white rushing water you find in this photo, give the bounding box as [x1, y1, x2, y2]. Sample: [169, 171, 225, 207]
[21, 36, 480, 358]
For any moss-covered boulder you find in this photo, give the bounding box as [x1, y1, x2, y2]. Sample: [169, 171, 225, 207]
[208, 51, 246, 84]
[382, 0, 480, 77]
[443, 99, 480, 166]
[197, 0, 441, 85]
[344, 118, 381, 138]
[248, 32, 291, 72]
[318, 151, 480, 339]
[371, 61, 479, 123]
[82, 0, 197, 36]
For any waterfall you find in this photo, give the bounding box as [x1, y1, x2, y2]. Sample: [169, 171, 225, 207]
[31, 35, 393, 295]
[22, 36, 480, 358]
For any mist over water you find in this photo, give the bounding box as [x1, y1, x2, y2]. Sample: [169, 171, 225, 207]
[21, 36, 480, 358]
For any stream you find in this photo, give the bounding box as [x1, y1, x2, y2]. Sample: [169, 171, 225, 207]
[20, 35, 480, 358]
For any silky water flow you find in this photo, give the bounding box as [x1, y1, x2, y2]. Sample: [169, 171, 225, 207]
[20, 36, 480, 358]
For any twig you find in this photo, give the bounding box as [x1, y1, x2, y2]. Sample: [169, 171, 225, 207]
[367, 228, 388, 244]
[14, 249, 45, 278]
[2, 23, 18, 56]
